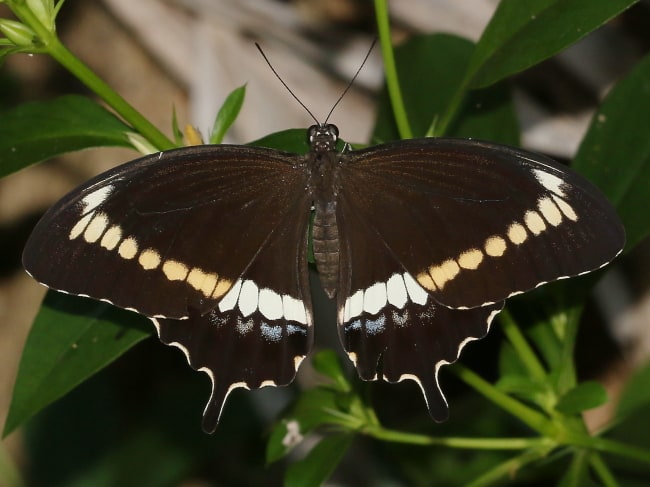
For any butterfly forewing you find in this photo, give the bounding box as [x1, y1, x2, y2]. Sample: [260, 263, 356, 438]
[339, 138, 625, 309]
[23, 145, 311, 319]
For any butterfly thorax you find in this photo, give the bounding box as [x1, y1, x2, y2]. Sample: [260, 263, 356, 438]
[307, 124, 341, 299]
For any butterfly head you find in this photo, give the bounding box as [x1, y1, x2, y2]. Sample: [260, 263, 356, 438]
[308, 123, 339, 153]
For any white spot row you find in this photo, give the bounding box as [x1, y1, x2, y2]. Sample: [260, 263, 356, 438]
[342, 272, 428, 323]
[417, 191, 578, 292]
[218, 279, 309, 326]
[533, 169, 566, 198]
[80, 184, 115, 213]
[68, 197, 233, 301]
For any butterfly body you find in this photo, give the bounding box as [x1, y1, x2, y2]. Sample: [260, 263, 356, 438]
[23, 126, 624, 432]
[308, 124, 343, 298]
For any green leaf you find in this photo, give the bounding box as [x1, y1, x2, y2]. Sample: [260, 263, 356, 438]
[495, 374, 548, 402]
[284, 433, 353, 487]
[498, 341, 528, 379]
[311, 350, 350, 392]
[555, 381, 608, 415]
[616, 362, 650, 420]
[209, 84, 246, 144]
[3, 291, 150, 437]
[266, 419, 305, 464]
[266, 379, 358, 464]
[266, 388, 339, 464]
[0, 95, 134, 178]
[373, 34, 518, 144]
[573, 53, 650, 251]
[468, 0, 638, 88]
[249, 129, 311, 153]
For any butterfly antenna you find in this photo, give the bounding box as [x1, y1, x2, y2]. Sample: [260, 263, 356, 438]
[324, 37, 377, 124]
[255, 43, 320, 125]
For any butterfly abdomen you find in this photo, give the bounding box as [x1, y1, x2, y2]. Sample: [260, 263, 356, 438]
[313, 201, 339, 298]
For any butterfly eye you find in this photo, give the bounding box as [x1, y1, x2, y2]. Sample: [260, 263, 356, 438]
[326, 124, 339, 140]
[307, 125, 319, 141]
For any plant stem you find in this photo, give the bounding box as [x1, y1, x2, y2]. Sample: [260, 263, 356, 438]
[50, 40, 175, 150]
[500, 308, 548, 381]
[466, 446, 554, 487]
[451, 364, 558, 438]
[12, 3, 175, 151]
[582, 436, 650, 464]
[589, 452, 620, 487]
[373, 0, 412, 139]
[0, 440, 23, 487]
[366, 425, 552, 450]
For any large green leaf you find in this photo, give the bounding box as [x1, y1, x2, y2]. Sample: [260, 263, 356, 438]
[373, 34, 519, 144]
[0, 95, 133, 178]
[468, 0, 638, 88]
[3, 292, 150, 437]
[573, 53, 650, 251]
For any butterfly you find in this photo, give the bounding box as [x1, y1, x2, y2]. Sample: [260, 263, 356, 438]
[23, 122, 625, 433]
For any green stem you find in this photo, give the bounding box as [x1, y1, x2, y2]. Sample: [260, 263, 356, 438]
[553, 306, 582, 394]
[12, 3, 174, 151]
[500, 308, 547, 381]
[580, 436, 650, 464]
[451, 364, 559, 437]
[466, 446, 554, 487]
[432, 76, 470, 136]
[366, 425, 552, 450]
[373, 0, 412, 139]
[0, 440, 23, 487]
[589, 452, 620, 487]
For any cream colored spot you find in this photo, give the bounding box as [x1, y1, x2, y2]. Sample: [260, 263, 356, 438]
[416, 271, 437, 292]
[552, 195, 578, 222]
[69, 212, 94, 240]
[538, 197, 563, 226]
[484, 236, 506, 257]
[162, 260, 189, 281]
[138, 249, 161, 270]
[187, 268, 218, 297]
[100, 225, 122, 250]
[81, 185, 114, 212]
[83, 213, 109, 243]
[507, 223, 527, 245]
[524, 210, 546, 235]
[212, 278, 232, 299]
[457, 248, 484, 270]
[404, 273, 429, 305]
[118, 237, 138, 259]
[429, 259, 460, 289]
[533, 170, 565, 197]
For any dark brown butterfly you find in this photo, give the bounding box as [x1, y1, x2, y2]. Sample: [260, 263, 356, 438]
[23, 120, 624, 432]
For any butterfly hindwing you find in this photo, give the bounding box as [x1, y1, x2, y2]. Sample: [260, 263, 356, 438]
[336, 190, 504, 421]
[339, 138, 625, 309]
[153, 198, 313, 432]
